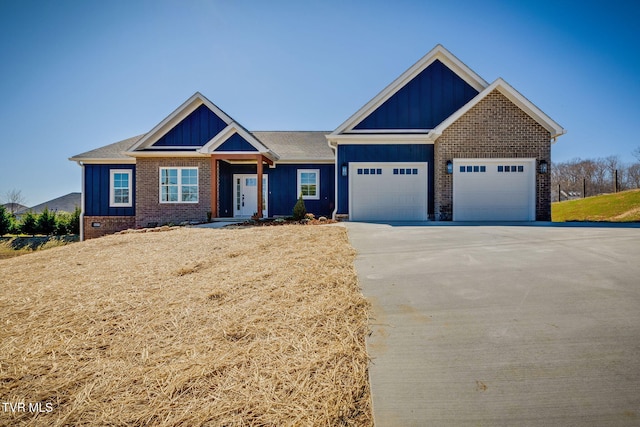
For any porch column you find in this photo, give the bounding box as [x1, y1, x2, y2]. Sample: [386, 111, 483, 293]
[256, 154, 263, 219]
[210, 156, 218, 218]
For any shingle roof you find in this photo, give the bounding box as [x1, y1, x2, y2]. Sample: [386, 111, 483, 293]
[69, 134, 145, 161]
[70, 132, 334, 163]
[252, 131, 334, 161]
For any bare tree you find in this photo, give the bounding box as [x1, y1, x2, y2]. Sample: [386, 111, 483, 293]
[633, 147, 640, 162]
[3, 189, 26, 215]
[626, 163, 640, 189]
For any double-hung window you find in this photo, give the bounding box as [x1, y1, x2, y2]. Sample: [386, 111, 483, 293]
[110, 170, 132, 207]
[160, 167, 198, 203]
[297, 169, 320, 200]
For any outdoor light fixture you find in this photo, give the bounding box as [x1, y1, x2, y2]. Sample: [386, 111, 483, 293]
[446, 160, 453, 174]
[539, 160, 548, 174]
[341, 163, 348, 177]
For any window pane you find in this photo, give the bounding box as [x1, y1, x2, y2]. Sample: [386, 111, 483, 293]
[182, 186, 198, 202]
[182, 169, 197, 185]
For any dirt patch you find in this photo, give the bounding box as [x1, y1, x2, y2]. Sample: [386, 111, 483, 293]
[0, 226, 371, 426]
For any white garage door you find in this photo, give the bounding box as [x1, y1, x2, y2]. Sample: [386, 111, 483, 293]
[350, 162, 428, 221]
[453, 159, 535, 221]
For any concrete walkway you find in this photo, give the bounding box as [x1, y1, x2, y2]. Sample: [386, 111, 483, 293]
[346, 222, 640, 426]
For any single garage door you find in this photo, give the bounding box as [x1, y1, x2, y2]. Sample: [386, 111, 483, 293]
[350, 162, 428, 221]
[453, 158, 535, 221]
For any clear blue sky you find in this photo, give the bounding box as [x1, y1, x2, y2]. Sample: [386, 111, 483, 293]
[1, 0, 639, 206]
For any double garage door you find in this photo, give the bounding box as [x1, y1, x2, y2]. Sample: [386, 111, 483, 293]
[349, 159, 536, 222]
[350, 162, 428, 221]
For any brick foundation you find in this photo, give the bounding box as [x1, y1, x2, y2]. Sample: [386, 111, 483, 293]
[434, 90, 552, 221]
[135, 157, 211, 228]
[83, 216, 136, 240]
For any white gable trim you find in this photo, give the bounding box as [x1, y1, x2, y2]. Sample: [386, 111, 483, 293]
[331, 45, 489, 136]
[428, 78, 566, 142]
[128, 92, 234, 151]
[198, 124, 269, 154]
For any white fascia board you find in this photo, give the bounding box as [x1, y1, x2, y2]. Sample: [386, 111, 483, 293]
[68, 157, 136, 164]
[128, 92, 235, 152]
[331, 44, 489, 136]
[272, 159, 335, 165]
[126, 151, 209, 158]
[198, 123, 272, 154]
[430, 78, 566, 141]
[326, 133, 434, 145]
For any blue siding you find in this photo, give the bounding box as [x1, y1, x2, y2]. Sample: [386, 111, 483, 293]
[354, 60, 478, 130]
[214, 133, 258, 152]
[217, 162, 335, 218]
[336, 144, 434, 216]
[153, 104, 227, 147]
[84, 164, 135, 216]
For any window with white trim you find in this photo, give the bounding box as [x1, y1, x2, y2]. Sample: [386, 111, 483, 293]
[110, 169, 132, 207]
[160, 167, 198, 203]
[297, 169, 319, 200]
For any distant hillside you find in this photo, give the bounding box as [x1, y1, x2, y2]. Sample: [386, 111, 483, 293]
[552, 189, 640, 222]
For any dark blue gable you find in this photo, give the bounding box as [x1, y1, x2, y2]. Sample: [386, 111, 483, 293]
[354, 60, 479, 130]
[85, 164, 135, 216]
[214, 133, 258, 152]
[153, 104, 227, 147]
[337, 144, 434, 216]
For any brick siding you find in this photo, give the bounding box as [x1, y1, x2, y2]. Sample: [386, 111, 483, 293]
[135, 157, 211, 228]
[434, 90, 552, 221]
[83, 216, 135, 239]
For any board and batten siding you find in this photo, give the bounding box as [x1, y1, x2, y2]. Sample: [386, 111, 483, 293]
[217, 162, 335, 218]
[152, 104, 227, 147]
[84, 164, 135, 216]
[214, 133, 258, 152]
[336, 144, 434, 217]
[354, 59, 479, 130]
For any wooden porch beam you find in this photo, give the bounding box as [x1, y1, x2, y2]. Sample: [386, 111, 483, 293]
[210, 156, 218, 218]
[256, 154, 264, 219]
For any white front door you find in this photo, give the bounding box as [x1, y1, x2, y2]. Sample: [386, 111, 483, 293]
[233, 174, 268, 217]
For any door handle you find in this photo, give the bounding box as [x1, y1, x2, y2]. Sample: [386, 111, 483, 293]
[242, 194, 245, 207]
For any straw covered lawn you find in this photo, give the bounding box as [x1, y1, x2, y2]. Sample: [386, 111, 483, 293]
[0, 226, 372, 426]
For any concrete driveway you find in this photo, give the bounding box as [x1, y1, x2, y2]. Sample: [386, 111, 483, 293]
[346, 222, 640, 426]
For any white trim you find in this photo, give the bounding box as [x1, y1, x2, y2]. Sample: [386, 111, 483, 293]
[69, 158, 136, 164]
[331, 45, 488, 136]
[127, 151, 209, 158]
[109, 169, 133, 208]
[272, 159, 335, 165]
[159, 167, 199, 204]
[429, 78, 566, 141]
[198, 124, 270, 154]
[128, 92, 235, 151]
[327, 133, 433, 146]
[80, 163, 85, 241]
[297, 169, 320, 200]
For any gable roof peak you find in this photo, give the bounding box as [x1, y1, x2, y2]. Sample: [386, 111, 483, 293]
[127, 92, 236, 152]
[429, 77, 566, 141]
[331, 44, 489, 136]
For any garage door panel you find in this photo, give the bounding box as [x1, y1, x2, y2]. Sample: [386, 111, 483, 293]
[350, 163, 427, 221]
[453, 159, 535, 221]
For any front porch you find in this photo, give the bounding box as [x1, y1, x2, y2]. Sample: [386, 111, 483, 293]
[210, 154, 273, 219]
